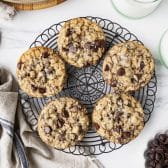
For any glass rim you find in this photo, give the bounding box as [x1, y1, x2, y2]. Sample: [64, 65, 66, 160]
[134, 0, 161, 3]
[159, 28, 168, 68]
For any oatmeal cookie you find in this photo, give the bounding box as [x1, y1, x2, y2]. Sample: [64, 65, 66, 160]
[16, 46, 66, 97]
[38, 97, 89, 149]
[92, 93, 144, 144]
[103, 41, 155, 92]
[57, 18, 106, 68]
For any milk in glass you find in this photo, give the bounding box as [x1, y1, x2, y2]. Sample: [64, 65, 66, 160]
[112, 0, 162, 19]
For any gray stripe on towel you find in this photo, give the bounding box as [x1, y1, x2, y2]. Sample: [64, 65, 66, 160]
[0, 117, 14, 137]
[14, 132, 29, 168]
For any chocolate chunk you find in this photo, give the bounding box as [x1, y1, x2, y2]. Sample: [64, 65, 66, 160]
[31, 84, 37, 91]
[59, 132, 66, 141]
[155, 164, 162, 168]
[17, 62, 22, 70]
[122, 132, 131, 139]
[165, 153, 168, 159]
[111, 81, 117, 87]
[131, 78, 135, 83]
[44, 126, 52, 134]
[62, 109, 69, 118]
[104, 64, 110, 71]
[66, 28, 74, 36]
[59, 135, 66, 141]
[39, 87, 46, 93]
[114, 125, 122, 133]
[155, 153, 162, 161]
[93, 46, 98, 51]
[68, 43, 77, 53]
[149, 161, 156, 167]
[62, 47, 69, 52]
[95, 39, 105, 48]
[84, 40, 105, 52]
[78, 125, 83, 132]
[158, 134, 167, 144]
[117, 68, 125, 76]
[42, 52, 50, 58]
[152, 161, 158, 167]
[140, 61, 145, 70]
[136, 74, 142, 80]
[93, 123, 100, 130]
[144, 133, 168, 168]
[115, 112, 123, 123]
[57, 118, 65, 128]
[92, 40, 105, 52]
[129, 91, 135, 96]
[84, 61, 91, 67]
[127, 113, 131, 118]
[117, 137, 122, 144]
[164, 159, 168, 165]
[152, 139, 160, 147]
[148, 153, 155, 160]
[115, 116, 120, 123]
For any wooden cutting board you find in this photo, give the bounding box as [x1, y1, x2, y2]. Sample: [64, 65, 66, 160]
[5, 0, 66, 10]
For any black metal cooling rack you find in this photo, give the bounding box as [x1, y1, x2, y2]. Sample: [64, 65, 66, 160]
[19, 16, 157, 156]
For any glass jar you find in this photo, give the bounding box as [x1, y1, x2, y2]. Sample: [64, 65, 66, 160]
[111, 0, 162, 19]
[159, 29, 168, 68]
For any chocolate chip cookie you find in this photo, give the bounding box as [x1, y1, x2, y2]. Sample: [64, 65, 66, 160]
[57, 18, 106, 68]
[103, 41, 155, 92]
[16, 46, 66, 97]
[92, 93, 144, 144]
[38, 97, 89, 149]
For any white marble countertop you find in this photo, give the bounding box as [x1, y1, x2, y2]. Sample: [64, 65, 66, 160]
[0, 0, 168, 167]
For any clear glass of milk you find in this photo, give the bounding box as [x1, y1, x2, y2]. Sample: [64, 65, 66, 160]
[160, 29, 168, 68]
[111, 0, 162, 19]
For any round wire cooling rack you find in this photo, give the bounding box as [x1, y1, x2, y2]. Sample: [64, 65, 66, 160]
[19, 16, 157, 156]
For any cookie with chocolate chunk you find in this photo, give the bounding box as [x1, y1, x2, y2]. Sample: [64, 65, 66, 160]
[38, 97, 89, 149]
[92, 93, 144, 144]
[57, 18, 106, 68]
[16, 46, 66, 97]
[103, 41, 155, 92]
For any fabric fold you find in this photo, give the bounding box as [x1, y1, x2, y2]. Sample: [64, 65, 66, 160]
[0, 67, 19, 168]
